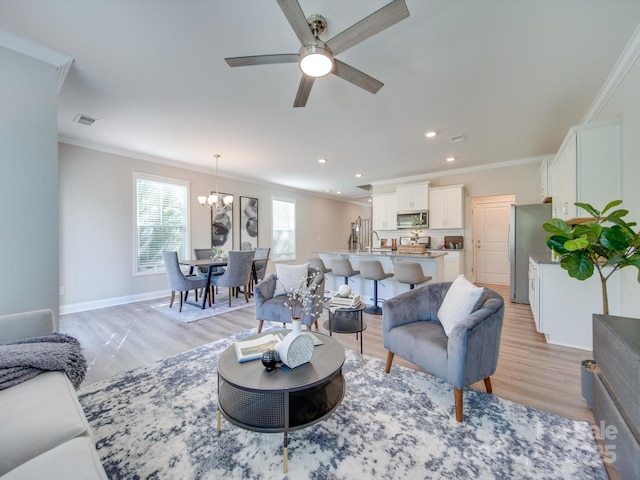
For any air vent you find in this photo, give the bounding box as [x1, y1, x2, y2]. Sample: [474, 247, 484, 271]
[356, 184, 372, 192]
[74, 114, 97, 126]
[449, 134, 466, 143]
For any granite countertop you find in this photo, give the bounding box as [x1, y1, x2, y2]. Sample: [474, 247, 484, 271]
[317, 250, 448, 259]
[529, 252, 559, 264]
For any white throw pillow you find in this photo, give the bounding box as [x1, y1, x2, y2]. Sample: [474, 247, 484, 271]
[274, 263, 309, 297]
[438, 274, 486, 337]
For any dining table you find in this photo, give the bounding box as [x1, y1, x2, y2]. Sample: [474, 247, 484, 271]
[179, 258, 228, 309]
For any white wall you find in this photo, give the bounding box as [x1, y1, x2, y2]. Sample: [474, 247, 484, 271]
[59, 143, 369, 311]
[0, 46, 59, 317]
[595, 52, 640, 318]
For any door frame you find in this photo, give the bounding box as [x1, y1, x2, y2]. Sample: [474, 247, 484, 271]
[471, 194, 515, 283]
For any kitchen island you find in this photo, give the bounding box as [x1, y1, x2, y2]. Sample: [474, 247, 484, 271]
[315, 250, 447, 303]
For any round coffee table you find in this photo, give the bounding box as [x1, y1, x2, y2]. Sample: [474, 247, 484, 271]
[323, 300, 367, 367]
[217, 330, 345, 473]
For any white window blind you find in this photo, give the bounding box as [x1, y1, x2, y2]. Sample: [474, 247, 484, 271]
[272, 198, 296, 261]
[135, 173, 189, 274]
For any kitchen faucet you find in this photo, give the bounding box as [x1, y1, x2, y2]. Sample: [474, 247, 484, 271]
[368, 230, 379, 253]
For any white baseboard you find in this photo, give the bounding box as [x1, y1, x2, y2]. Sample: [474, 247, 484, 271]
[60, 290, 170, 315]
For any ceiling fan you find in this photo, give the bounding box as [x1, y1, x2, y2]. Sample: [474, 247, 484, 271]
[224, 0, 410, 108]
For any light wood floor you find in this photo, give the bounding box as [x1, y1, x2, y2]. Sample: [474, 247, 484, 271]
[61, 283, 616, 478]
[62, 283, 593, 420]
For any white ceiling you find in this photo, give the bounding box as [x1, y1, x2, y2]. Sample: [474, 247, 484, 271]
[2, 1, 640, 201]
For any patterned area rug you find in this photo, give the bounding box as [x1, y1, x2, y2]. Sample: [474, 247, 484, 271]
[150, 289, 254, 323]
[78, 330, 607, 479]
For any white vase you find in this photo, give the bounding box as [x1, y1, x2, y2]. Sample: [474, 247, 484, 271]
[278, 318, 314, 369]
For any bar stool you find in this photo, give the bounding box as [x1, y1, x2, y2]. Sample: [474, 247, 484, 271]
[359, 260, 394, 315]
[307, 257, 332, 294]
[330, 258, 359, 285]
[394, 262, 432, 290]
[306, 257, 331, 274]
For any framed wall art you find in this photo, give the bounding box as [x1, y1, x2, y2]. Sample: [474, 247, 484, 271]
[239, 196, 258, 250]
[211, 193, 233, 252]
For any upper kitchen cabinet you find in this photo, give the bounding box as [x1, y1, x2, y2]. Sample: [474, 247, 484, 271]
[372, 193, 398, 230]
[396, 182, 429, 212]
[428, 185, 464, 229]
[551, 119, 621, 222]
[539, 156, 552, 203]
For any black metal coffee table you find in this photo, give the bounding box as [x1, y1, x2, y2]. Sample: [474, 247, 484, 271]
[216, 330, 345, 473]
[323, 300, 367, 367]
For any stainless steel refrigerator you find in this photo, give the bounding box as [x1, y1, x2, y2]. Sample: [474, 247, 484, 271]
[509, 203, 552, 304]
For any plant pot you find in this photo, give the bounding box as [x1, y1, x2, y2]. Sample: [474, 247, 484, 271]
[581, 359, 596, 410]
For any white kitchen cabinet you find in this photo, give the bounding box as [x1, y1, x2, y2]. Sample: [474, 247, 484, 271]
[443, 250, 464, 282]
[396, 182, 429, 212]
[528, 258, 541, 331]
[551, 119, 620, 221]
[528, 255, 618, 351]
[372, 193, 397, 230]
[539, 157, 552, 203]
[428, 185, 464, 229]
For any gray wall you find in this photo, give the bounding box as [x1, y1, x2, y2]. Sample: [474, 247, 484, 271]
[59, 143, 369, 312]
[0, 46, 59, 318]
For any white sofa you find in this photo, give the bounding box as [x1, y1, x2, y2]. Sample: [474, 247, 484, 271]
[0, 309, 107, 479]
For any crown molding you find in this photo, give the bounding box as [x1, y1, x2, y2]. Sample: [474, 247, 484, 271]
[582, 23, 640, 124]
[0, 28, 73, 93]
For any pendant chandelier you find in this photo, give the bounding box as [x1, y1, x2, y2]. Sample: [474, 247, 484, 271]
[198, 154, 233, 212]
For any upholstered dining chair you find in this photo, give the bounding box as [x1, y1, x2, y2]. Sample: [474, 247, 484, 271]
[193, 248, 225, 277]
[163, 251, 209, 312]
[254, 267, 325, 333]
[383, 279, 505, 422]
[251, 247, 271, 289]
[210, 250, 255, 306]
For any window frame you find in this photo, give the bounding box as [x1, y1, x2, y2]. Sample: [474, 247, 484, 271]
[271, 196, 296, 262]
[133, 172, 191, 276]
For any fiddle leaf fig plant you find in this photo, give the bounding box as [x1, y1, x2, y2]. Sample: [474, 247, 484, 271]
[542, 200, 640, 315]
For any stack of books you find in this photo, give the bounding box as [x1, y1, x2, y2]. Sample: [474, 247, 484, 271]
[329, 293, 361, 309]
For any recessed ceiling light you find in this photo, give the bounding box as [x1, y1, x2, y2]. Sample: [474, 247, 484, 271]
[425, 131, 437, 138]
[446, 157, 456, 162]
[368, 198, 372, 202]
[355, 173, 362, 178]
[336, 191, 342, 195]
[318, 158, 327, 164]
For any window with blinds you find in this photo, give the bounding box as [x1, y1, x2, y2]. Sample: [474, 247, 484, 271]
[272, 197, 296, 261]
[135, 173, 190, 274]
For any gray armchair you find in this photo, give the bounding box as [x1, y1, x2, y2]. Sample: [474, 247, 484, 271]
[210, 250, 255, 306]
[163, 251, 209, 312]
[254, 268, 325, 333]
[383, 281, 504, 422]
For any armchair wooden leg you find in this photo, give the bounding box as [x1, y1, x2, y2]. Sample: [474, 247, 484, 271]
[179, 292, 184, 313]
[169, 290, 175, 308]
[228, 289, 232, 307]
[484, 377, 492, 393]
[306, 325, 312, 331]
[314, 320, 318, 330]
[454, 387, 463, 422]
[257, 320, 264, 333]
[384, 351, 395, 373]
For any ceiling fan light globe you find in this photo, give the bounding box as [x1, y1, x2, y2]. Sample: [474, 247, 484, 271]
[299, 44, 333, 77]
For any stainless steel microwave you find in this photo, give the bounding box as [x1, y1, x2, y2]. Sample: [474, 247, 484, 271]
[397, 211, 428, 229]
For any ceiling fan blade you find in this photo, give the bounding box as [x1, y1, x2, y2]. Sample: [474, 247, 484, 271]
[276, 0, 317, 47]
[326, 0, 409, 56]
[225, 53, 298, 67]
[332, 59, 384, 94]
[293, 75, 315, 108]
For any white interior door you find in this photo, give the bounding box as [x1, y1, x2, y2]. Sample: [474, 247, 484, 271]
[472, 195, 514, 284]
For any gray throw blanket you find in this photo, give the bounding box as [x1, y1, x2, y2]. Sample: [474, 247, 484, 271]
[0, 333, 87, 390]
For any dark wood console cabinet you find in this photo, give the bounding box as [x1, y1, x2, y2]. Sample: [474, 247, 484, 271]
[592, 314, 640, 479]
